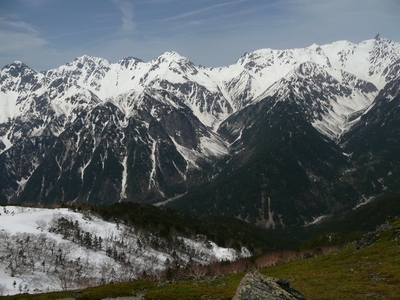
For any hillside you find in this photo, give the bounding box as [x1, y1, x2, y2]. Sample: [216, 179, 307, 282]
[0, 204, 266, 296]
[2, 215, 400, 299]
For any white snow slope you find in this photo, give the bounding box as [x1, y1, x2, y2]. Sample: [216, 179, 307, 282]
[0, 206, 249, 296]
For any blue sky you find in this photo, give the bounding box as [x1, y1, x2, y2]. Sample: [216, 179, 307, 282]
[1, 0, 400, 71]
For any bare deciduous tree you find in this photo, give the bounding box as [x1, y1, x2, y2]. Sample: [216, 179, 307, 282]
[186, 263, 208, 279]
[0, 283, 7, 296]
[35, 220, 47, 232]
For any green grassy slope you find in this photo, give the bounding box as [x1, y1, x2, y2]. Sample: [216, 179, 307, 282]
[263, 216, 400, 300]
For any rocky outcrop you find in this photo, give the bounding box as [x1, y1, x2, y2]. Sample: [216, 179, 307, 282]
[232, 271, 308, 300]
[355, 221, 393, 250]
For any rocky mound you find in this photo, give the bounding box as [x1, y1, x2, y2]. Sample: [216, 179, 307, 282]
[232, 271, 308, 300]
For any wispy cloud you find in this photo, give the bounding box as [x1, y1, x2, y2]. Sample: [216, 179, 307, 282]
[111, 0, 136, 33]
[0, 17, 47, 52]
[163, 0, 246, 22]
[0, 17, 41, 35]
[0, 16, 57, 70]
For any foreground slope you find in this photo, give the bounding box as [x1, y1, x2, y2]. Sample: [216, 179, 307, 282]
[0, 204, 255, 296]
[4, 214, 400, 299]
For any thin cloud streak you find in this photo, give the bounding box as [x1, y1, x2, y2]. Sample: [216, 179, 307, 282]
[161, 0, 246, 22]
[0, 17, 47, 54]
[0, 17, 40, 35]
[111, 0, 136, 32]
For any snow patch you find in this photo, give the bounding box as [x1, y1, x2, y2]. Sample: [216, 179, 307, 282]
[0, 91, 19, 124]
[353, 195, 376, 210]
[148, 138, 158, 190]
[120, 155, 128, 200]
[199, 135, 229, 157]
[153, 192, 187, 207]
[304, 215, 329, 226]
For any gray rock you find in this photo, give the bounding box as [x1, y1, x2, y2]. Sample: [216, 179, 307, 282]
[232, 271, 308, 300]
[355, 221, 393, 250]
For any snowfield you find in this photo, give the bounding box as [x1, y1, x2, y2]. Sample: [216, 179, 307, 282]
[0, 206, 250, 296]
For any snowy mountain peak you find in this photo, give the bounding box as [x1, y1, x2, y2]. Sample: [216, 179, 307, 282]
[4, 60, 27, 69]
[73, 54, 110, 64]
[151, 51, 193, 69]
[158, 51, 188, 61]
[0, 61, 42, 97]
[1, 61, 36, 77]
[307, 43, 320, 50]
[65, 55, 111, 70]
[117, 56, 144, 68]
[374, 33, 383, 41]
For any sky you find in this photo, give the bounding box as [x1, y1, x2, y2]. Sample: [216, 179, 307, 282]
[1, 0, 400, 71]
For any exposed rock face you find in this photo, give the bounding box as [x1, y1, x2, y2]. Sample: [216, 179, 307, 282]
[232, 271, 308, 300]
[355, 221, 393, 250]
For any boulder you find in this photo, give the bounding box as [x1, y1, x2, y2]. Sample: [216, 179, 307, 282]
[232, 271, 308, 300]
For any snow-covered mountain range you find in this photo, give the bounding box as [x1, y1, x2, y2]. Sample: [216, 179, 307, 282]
[1, 34, 400, 226]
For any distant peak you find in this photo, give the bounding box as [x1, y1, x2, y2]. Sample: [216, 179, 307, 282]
[117, 57, 144, 69]
[308, 43, 320, 49]
[74, 54, 94, 62]
[157, 51, 189, 62]
[118, 56, 143, 63]
[71, 55, 111, 66]
[161, 51, 181, 57]
[236, 49, 273, 64]
[8, 61, 29, 68]
[372, 34, 394, 46]
[2, 61, 35, 74]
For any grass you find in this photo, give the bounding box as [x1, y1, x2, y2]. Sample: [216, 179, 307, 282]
[262, 217, 400, 300]
[2, 274, 245, 300]
[3, 218, 400, 299]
